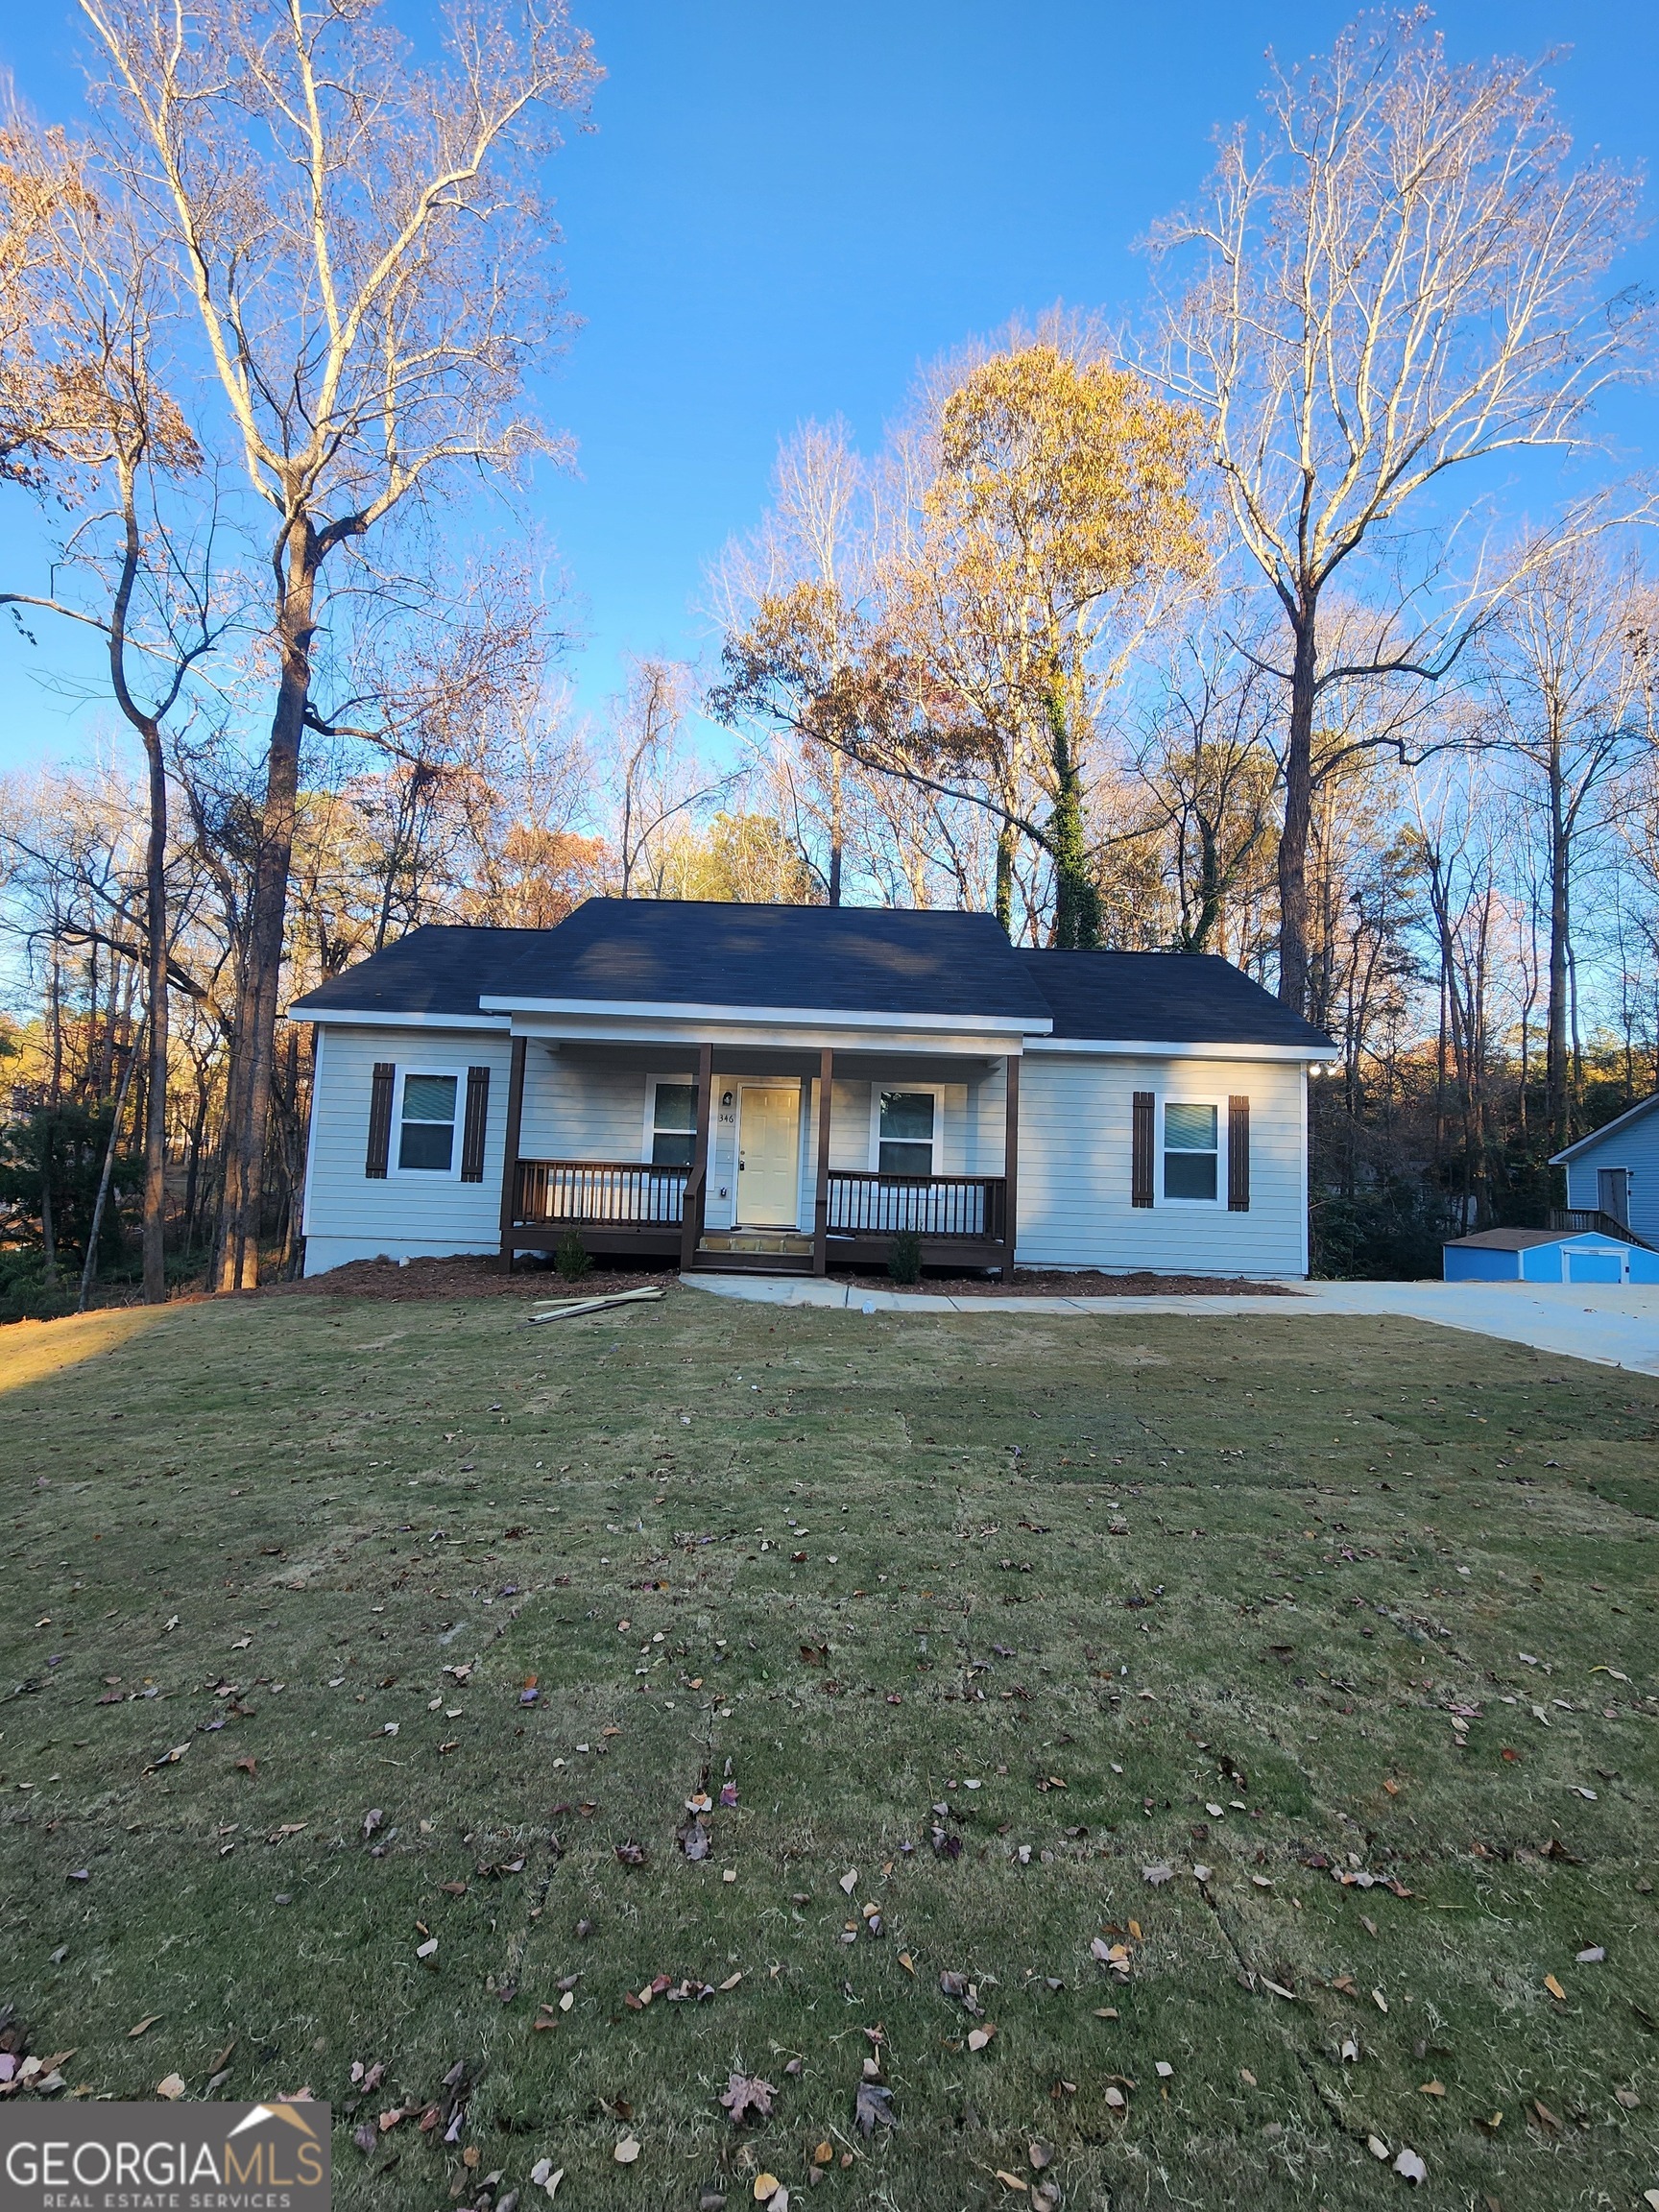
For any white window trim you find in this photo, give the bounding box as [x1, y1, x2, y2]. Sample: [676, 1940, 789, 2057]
[640, 1071, 697, 1165]
[390, 1064, 466, 1180]
[1159, 1093, 1227, 1209]
[867, 1083, 947, 1177]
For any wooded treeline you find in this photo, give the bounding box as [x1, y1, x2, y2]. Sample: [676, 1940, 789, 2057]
[1, 9, 1656, 1310]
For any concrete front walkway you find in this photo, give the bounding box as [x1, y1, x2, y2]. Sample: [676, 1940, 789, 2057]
[680, 1271, 1659, 1375]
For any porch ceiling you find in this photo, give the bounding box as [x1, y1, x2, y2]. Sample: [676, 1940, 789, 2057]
[538, 1039, 1003, 1083]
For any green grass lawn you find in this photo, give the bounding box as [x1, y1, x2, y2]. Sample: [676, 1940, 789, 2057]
[3, 1286, 1658, 2210]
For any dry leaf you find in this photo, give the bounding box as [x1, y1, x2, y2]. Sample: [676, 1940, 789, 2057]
[995, 2175, 1028, 2193]
[898, 1951, 915, 1975]
[1392, 2147, 1427, 2184]
[854, 2080, 894, 2134]
[752, 2176, 781, 2202]
[1418, 2080, 1445, 2097]
[839, 1868, 858, 1895]
[1141, 1863, 1174, 1886]
[1366, 2136, 1389, 2160]
[719, 2073, 776, 2127]
[613, 2136, 641, 2164]
[156, 2073, 185, 2100]
[1544, 1974, 1567, 2003]
[967, 2025, 996, 2053]
[127, 2017, 161, 2039]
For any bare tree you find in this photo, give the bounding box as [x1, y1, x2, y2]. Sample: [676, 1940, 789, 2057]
[1147, 11, 1652, 1012]
[1488, 536, 1657, 1152]
[1, 105, 214, 1301]
[79, 0, 599, 1286]
[604, 659, 730, 897]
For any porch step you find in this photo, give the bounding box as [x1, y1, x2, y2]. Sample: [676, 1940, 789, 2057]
[698, 1231, 814, 1256]
[691, 1251, 816, 1276]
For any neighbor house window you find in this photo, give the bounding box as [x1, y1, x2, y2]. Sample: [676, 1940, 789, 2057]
[398, 1073, 458, 1171]
[1163, 1101, 1219, 1201]
[878, 1091, 936, 1177]
[651, 1082, 697, 1166]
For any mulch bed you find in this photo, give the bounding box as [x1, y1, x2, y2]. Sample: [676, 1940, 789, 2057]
[256, 1254, 676, 1302]
[854, 1267, 1297, 1297]
[254, 1253, 1296, 1302]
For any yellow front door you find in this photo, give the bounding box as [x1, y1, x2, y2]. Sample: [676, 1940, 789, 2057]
[737, 1086, 800, 1225]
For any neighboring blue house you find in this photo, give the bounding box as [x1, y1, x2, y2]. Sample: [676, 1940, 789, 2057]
[1551, 1091, 1659, 1246]
[1443, 1226, 1659, 1286]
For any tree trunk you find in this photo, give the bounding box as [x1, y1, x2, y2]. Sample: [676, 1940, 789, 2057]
[995, 822, 1016, 936]
[1046, 686, 1101, 951]
[40, 1134, 58, 1289]
[214, 527, 318, 1292]
[141, 722, 169, 1303]
[1545, 731, 1572, 1157]
[828, 748, 843, 907]
[1277, 602, 1318, 1013]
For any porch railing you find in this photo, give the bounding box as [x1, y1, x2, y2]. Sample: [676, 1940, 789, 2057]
[1550, 1206, 1656, 1251]
[515, 1158, 686, 1226]
[826, 1170, 1006, 1241]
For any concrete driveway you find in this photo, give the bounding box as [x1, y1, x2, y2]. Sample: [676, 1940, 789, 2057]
[680, 1271, 1659, 1375]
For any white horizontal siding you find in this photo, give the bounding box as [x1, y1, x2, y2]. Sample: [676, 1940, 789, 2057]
[518, 1051, 665, 1164]
[1017, 1054, 1308, 1277]
[301, 1024, 514, 1273]
[1564, 1106, 1659, 1242]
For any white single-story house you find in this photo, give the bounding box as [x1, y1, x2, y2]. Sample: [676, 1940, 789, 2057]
[286, 900, 1336, 1281]
[1551, 1092, 1659, 1248]
[1442, 1225, 1659, 1286]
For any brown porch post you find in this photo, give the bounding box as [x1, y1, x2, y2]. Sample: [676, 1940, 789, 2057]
[679, 1042, 714, 1274]
[1000, 1051, 1020, 1282]
[496, 1036, 527, 1274]
[812, 1046, 834, 1275]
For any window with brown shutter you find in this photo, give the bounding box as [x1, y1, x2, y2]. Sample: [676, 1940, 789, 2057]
[365, 1062, 396, 1178]
[1228, 1094, 1251, 1211]
[1131, 1090, 1155, 1207]
[460, 1065, 491, 1182]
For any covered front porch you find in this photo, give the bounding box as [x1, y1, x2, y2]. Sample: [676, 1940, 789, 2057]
[494, 1039, 1021, 1279]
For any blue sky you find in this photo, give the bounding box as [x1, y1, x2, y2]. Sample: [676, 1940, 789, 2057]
[2, 0, 1656, 771]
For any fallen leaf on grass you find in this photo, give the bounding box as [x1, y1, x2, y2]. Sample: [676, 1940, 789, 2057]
[528, 2157, 564, 2199]
[839, 1868, 858, 1895]
[995, 2175, 1028, 2193]
[613, 1841, 648, 1867]
[127, 2017, 161, 2039]
[812, 2143, 832, 2166]
[1544, 1974, 1567, 2003]
[1576, 1945, 1606, 1963]
[1418, 2080, 1445, 2097]
[1392, 2147, 1427, 2183]
[156, 2074, 184, 2100]
[613, 2136, 640, 2164]
[1141, 1863, 1173, 1886]
[854, 2080, 894, 2134]
[718, 2073, 776, 2126]
[967, 2025, 996, 2053]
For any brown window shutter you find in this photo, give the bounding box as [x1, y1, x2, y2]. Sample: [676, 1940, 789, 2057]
[1228, 1094, 1251, 1211]
[366, 1062, 396, 1178]
[1131, 1090, 1155, 1208]
[460, 1065, 491, 1182]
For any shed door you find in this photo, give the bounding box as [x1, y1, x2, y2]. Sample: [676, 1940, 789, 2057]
[1599, 1167, 1631, 1226]
[737, 1086, 800, 1226]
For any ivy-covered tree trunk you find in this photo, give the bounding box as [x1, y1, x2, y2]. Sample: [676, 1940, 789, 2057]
[1046, 687, 1100, 950]
[994, 823, 1016, 936]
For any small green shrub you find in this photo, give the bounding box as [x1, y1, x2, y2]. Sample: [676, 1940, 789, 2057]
[555, 1226, 592, 1283]
[888, 1228, 923, 1285]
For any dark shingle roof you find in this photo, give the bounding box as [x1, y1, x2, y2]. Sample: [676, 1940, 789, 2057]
[287, 902, 1335, 1051]
[481, 900, 1052, 1022]
[1445, 1228, 1573, 1250]
[288, 926, 543, 1021]
[1019, 950, 1333, 1049]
